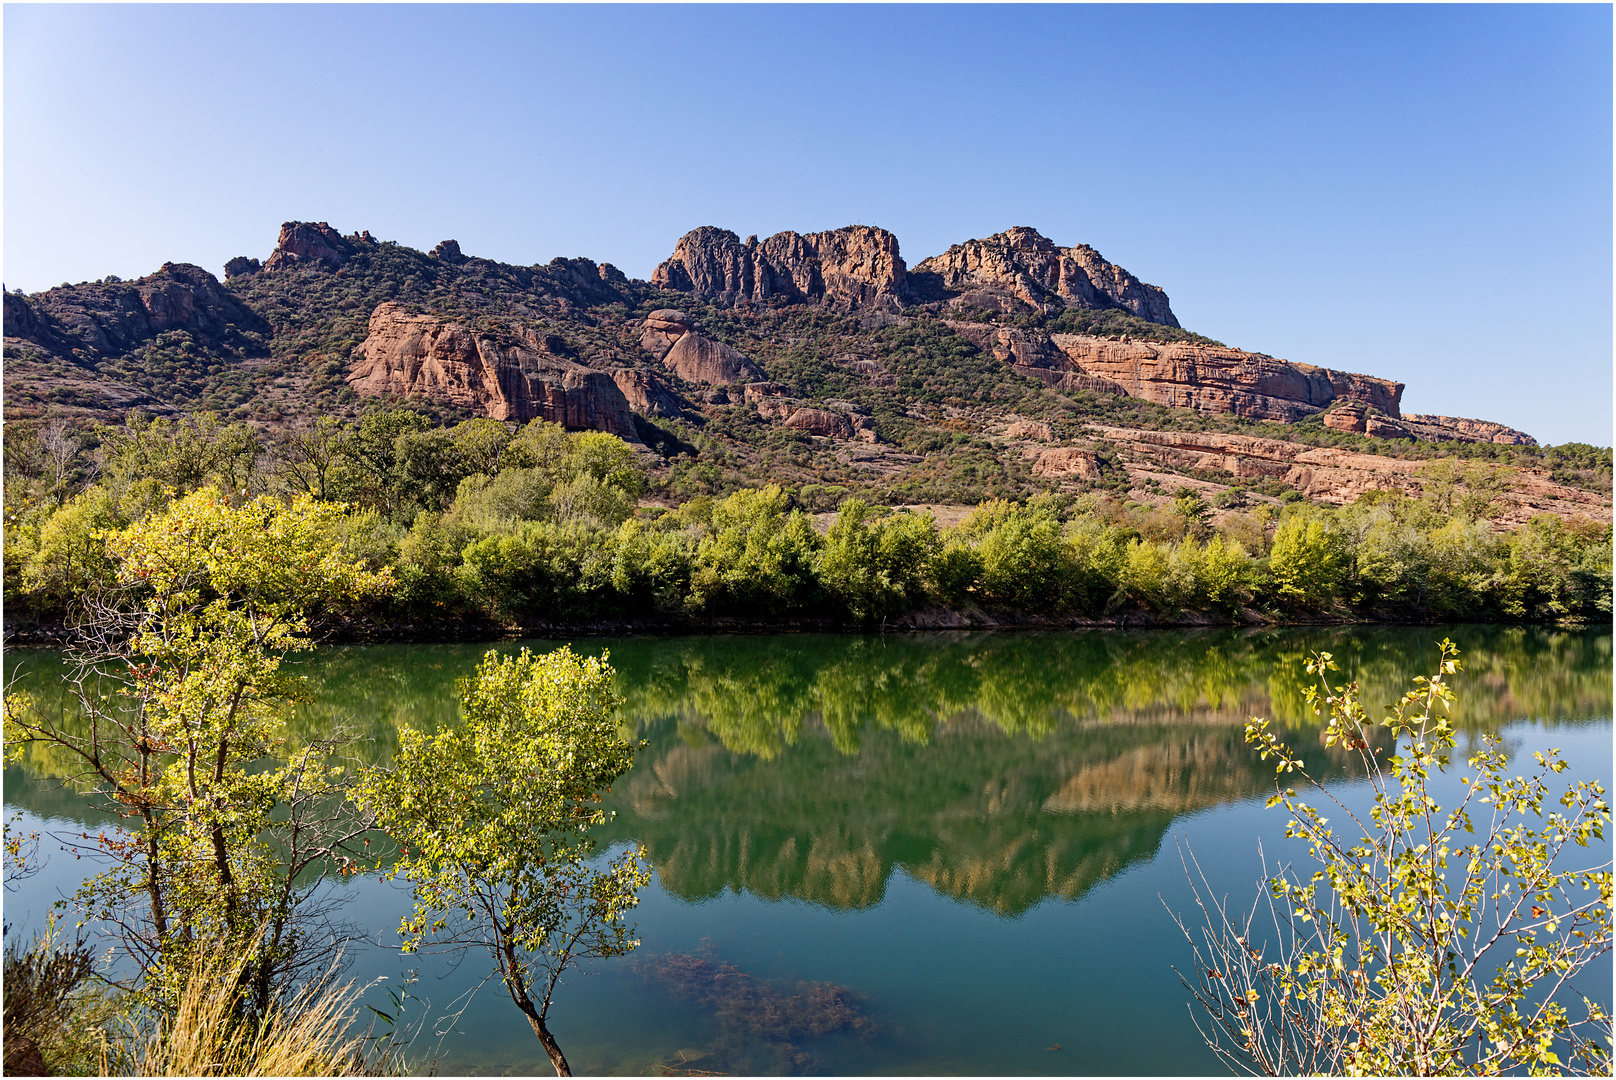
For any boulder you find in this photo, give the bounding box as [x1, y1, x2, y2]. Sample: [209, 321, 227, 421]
[661, 331, 764, 385]
[784, 408, 854, 439]
[1030, 447, 1102, 479]
[639, 308, 694, 360]
[348, 302, 638, 439]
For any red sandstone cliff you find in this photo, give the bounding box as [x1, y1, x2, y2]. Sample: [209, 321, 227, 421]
[348, 303, 638, 439]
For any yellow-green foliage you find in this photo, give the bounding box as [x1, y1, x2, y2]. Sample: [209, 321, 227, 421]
[356, 647, 649, 1074]
[1187, 642, 1614, 1075]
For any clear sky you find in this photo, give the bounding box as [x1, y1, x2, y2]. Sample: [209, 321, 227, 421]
[5, 4, 1611, 445]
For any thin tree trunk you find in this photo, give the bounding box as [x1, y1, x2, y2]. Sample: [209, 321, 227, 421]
[523, 1010, 571, 1077]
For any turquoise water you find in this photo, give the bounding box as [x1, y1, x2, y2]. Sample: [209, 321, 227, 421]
[5, 625, 1610, 1074]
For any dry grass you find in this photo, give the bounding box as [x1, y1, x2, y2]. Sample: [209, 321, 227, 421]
[118, 944, 367, 1077]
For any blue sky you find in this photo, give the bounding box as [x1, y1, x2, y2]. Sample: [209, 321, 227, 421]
[5, 4, 1611, 445]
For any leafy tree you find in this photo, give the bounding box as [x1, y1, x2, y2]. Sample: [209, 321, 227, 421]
[689, 486, 822, 615]
[1176, 641, 1611, 1075]
[817, 501, 940, 621]
[355, 647, 649, 1076]
[271, 417, 350, 502]
[2, 489, 393, 1014]
[1268, 512, 1349, 609]
[99, 412, 261, 497]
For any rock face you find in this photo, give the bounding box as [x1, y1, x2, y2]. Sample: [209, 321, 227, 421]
[637, 309, 764, 385]
[653, 225, 906, 309]
[262, 221, 353, 273]
[1094, 425, 1607, 528]
[348, 303, 637, 438]
[1029, 447, 1102, 480]
[1402, 414, 1537, 446]
[611, 368, 685, 418]
[1048, 334, 1403, 422]
[6, 263, 270, 358]
[913, 227, 1179, 325]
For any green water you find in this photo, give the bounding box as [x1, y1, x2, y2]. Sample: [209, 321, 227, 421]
[5, 625, 1610, 1074]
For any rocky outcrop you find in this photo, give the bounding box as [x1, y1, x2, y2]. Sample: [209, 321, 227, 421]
[1319, 404, 1535, 445]
[637, 309, 764, 385]
[5, 263, 270, 359]
[1029, 447, 1102, 480]
[348, 303, 637, 438]
[639, 309, 693, 361]
[913, 227, 1179, 325]
[783, 407, 854, 439]
[1049, 334, 1403, 422]
[223, 256, 260, 280]
[662, 333, 763, 385]
[612, 368, 685, 418]
[653, 225, 906, 310]
[430, 239, 467, 265]
[262, 221, 353, 273]
[1401, 414, 1537, 446]
[1094, 425, 1608, 528]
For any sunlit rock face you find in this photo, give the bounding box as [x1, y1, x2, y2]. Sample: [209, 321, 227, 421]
[348, 303, 638, 438]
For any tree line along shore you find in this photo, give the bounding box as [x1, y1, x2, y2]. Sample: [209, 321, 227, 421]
[4, 408, 1610, 641]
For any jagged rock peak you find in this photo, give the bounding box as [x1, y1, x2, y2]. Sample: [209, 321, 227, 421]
[653, 224, 906, 311]
[913, 227, 1179, 327]
[263, 221, 353, 273]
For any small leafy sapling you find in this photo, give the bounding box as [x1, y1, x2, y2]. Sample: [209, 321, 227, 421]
[1174, 639, 1611, 1076]
[356, 646, 649, 1077]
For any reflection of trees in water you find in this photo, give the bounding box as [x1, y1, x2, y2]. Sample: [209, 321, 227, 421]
[595, 627, 1610, 915]
[7, 627, 1609, 913]
[598, 715, 1331, 916]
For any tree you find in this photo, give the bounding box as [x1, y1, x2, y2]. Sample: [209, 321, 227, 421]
[816, 501, 939, 621]
[1174, 640, 1611, 1075]
[3, 488, 394, 1014]
[355, 647, 649, 1076]
[1268, 511, 1348, 609]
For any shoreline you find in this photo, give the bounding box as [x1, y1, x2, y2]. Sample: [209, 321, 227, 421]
[6, 607, 1602, 649]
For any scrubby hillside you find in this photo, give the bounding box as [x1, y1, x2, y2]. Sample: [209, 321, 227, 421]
[4, 219, 1608, 516]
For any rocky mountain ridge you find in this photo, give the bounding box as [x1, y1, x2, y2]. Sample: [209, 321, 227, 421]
[6, 218, 1596, 523]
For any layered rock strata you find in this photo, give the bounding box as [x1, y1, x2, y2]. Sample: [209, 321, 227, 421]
[914, 226, 1179, 325]
[1401, 414, 1537, 446]
[653, 225, 906, 309]
[1094, 426, 1607, 528]
[348, 303, 638, 438]
[1049, 334, 1403, 421]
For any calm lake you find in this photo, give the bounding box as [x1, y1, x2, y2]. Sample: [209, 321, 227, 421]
[5, 625, 1611, 1075]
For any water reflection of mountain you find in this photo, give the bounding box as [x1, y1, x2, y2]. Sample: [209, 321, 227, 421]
[5, 627, 1608, 915]
[593, 627, 1610, 915]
